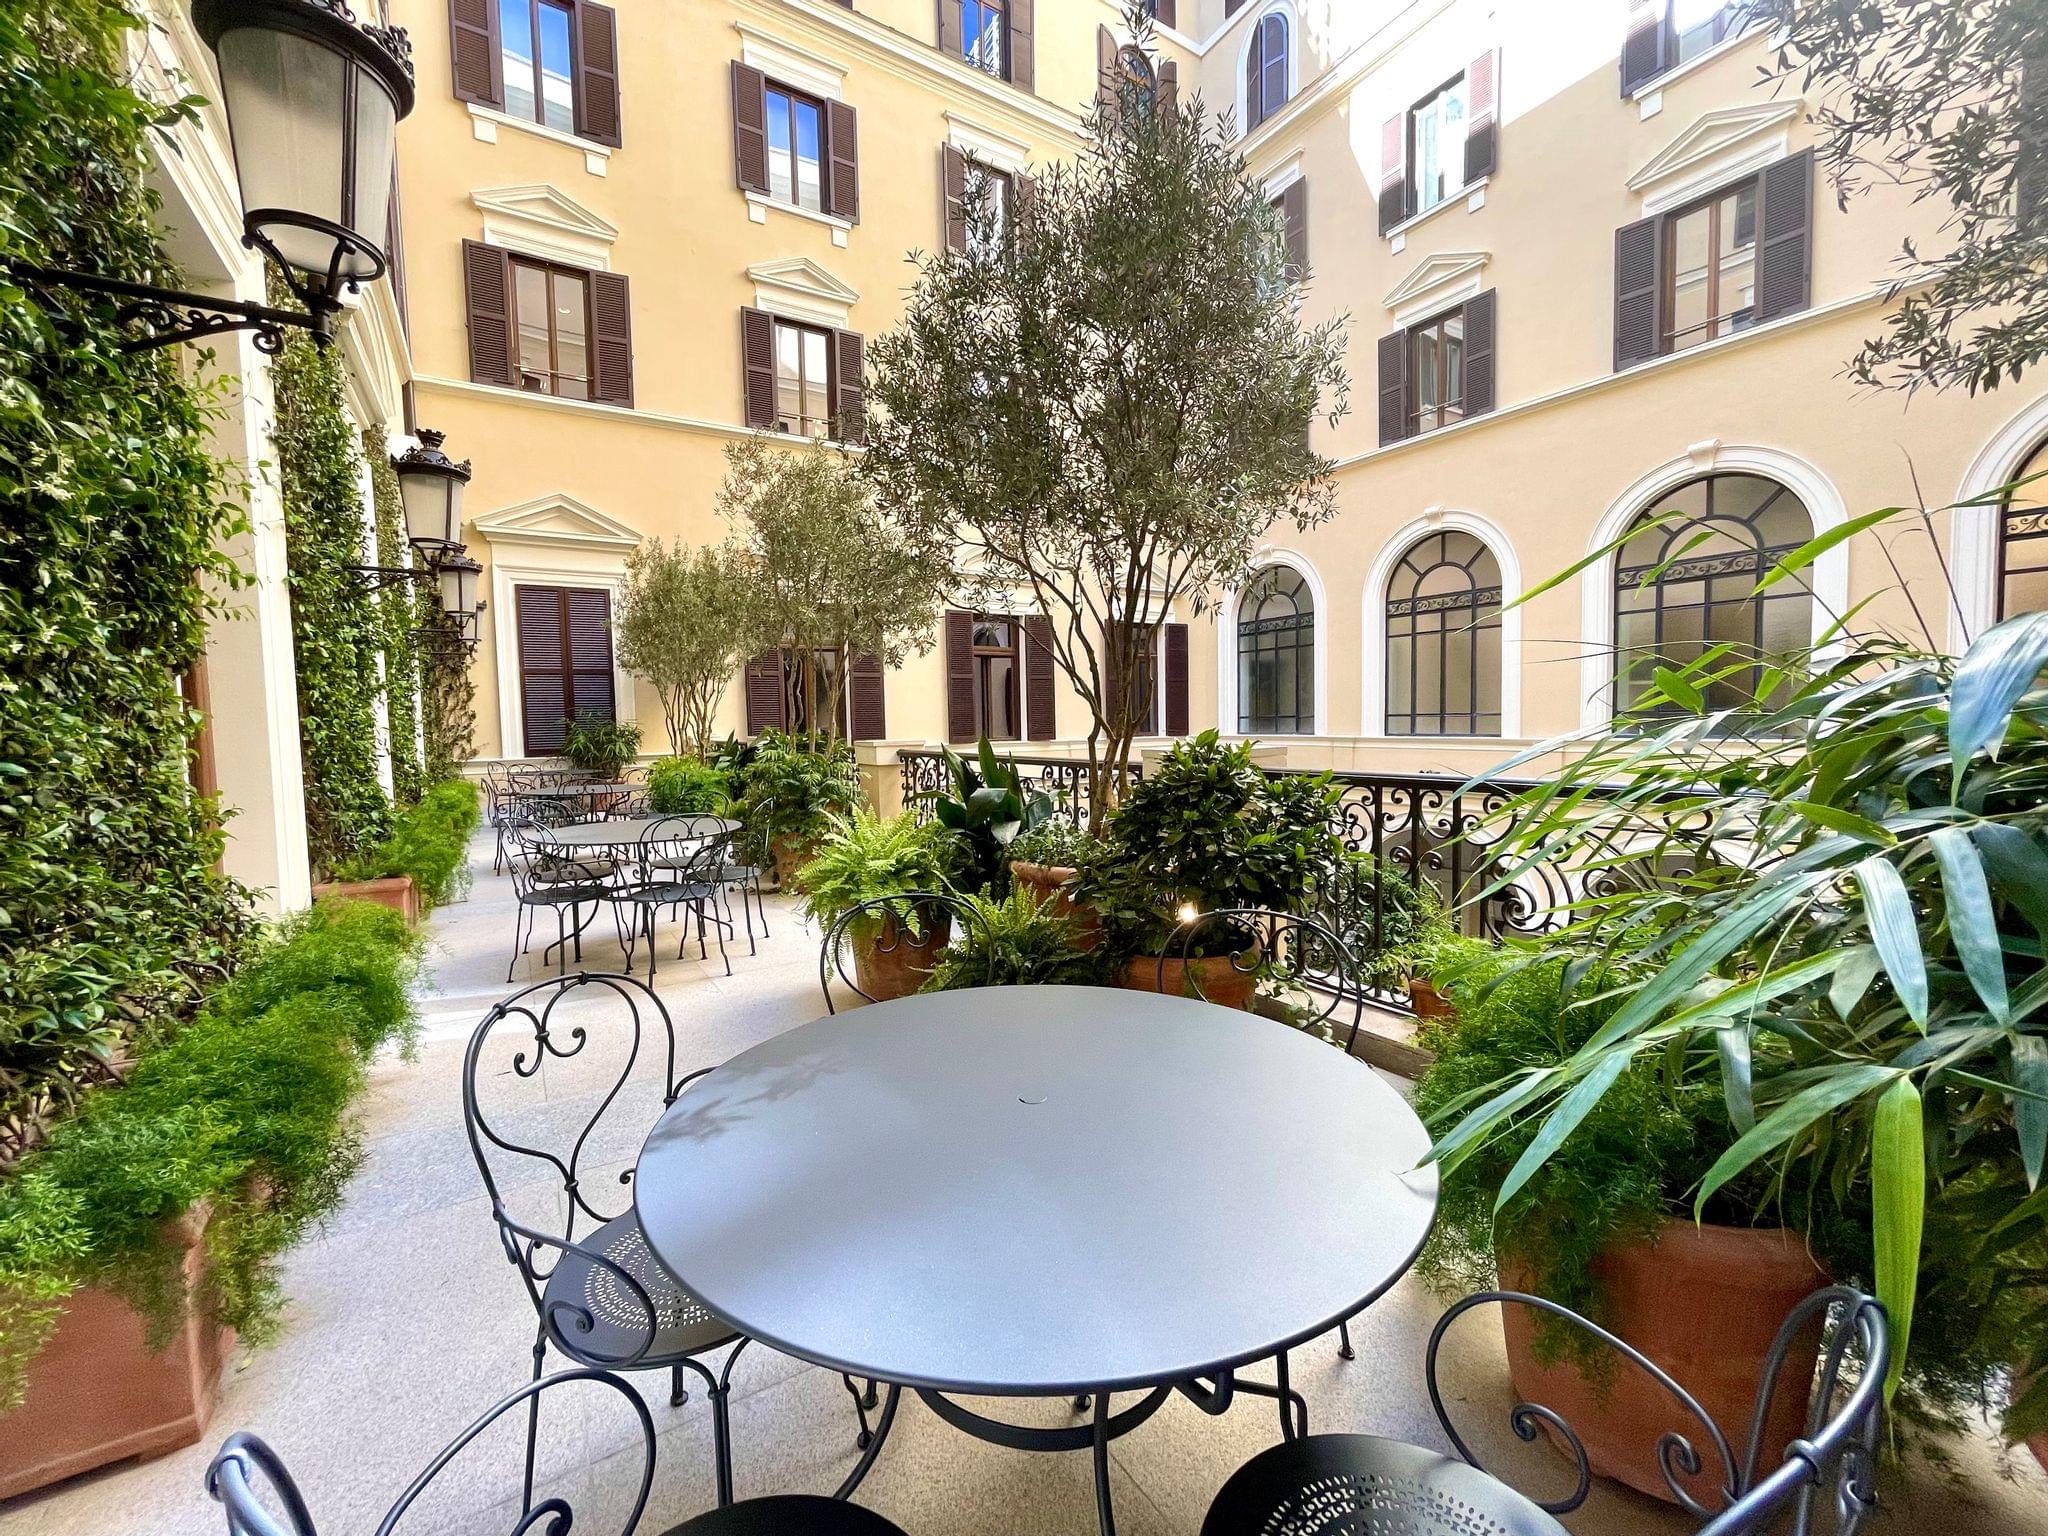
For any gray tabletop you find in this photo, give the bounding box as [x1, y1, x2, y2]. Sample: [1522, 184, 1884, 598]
[509, 781, 640, 797]
[634, 985, 1438, 1396]
[544, 816, 737, 849]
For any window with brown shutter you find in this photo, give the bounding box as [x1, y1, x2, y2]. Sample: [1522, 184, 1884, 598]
[1158, 59, 1178, 116]
[1407, 73, 1469, 218]
[1399, 293, 1494, 437]
[849, 653, 887, 741]
[739, 310, 861, 441]
[744, 651, 786, 735]
[1149, 0, 1175, 25]
[1106, 622, 1160, 735]
[449, 0, 502, 106]
[487, 0, 620, 146]
[1465, 49, 1498, 182]
[741, 308, 777, 428]
[1246, 12, 1288, 129]
[589, 270, 633, 407]
[468, 245, 631, 406]
[1621, 0, 1666, 94]
[1377, 329, 1408, 446]
[1163, 623, 1189, 737]
[1378, 114, 1406, 234]
[963, 616, 1024, 742]
[942, 144, 969, 252]
[517, 585, 616, 755]
[944, 610, 977, 744]
[463, 239, 515, 386]
[1622, 1, 1744, 96]
[826, 101, 860, 222]
[1096, 25, 1116, 120]
[834, 330, 865, 444]
[1753, 149, 1813, 324]
[1462, 289, 1497, 419]
[1023, 614, 1056, 740]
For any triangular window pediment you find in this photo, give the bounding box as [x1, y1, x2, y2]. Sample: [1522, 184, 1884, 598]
[1382, 251, 1489, 320]
[472, 495, 641, 551]
[1628, 102, 1803, 210]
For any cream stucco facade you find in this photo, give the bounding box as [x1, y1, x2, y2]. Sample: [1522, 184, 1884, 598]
[390, 0, 2048, 781]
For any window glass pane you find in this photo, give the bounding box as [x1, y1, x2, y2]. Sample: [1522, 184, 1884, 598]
[538, 1, 574, 133]
[1718, 185, 1757, 334]
[1672, 0, 1728, 63]
[965, 0, 1006, 75]
[985, 656, 1018, 738]
[1413, 326, 1439, 419]
[515, 262, 550, 389]
[552, 270, 587, 398]
[775, 323, 801, 429]
[500, 0, 536, 121]
[1669, 203, 1712, 349]
[1442, 311, 1465, 419]
[795, 98, 823, 211]
[766, 89, 794, 203]
[1260, 17, 1288, 114]
[1413, 79, 1467, 212]
[803, 328, 830, 435]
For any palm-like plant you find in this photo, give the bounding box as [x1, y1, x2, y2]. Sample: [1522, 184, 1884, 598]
[920, 736, 1054, 895]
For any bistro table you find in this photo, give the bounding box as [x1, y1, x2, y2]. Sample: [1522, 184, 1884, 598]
[504, 780, 643, 818]
[541, 815, 739, 851]
[634, 985, 1438, 1534]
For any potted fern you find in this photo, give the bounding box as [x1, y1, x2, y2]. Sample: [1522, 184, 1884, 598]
[796, 809, 959, 1000]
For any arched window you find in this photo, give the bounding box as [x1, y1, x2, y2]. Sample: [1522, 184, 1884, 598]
[1237, 566, 1314, 734]
[1613, 472, 1812, 714]
[2000, 438, 2048, 618]
[1385, 532, 1502, 736]
[1245, 12, 1289, 130]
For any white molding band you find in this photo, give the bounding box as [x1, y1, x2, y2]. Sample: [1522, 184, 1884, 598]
[946, 112, 1033, 176]
[734, 21, 849, 101]
[1951, 388, 2048, 650]
[1215, 547, 1330, 738]
[1383, 250, 1490, 324]
[466, 103, 613, 176]
[1358, 508, 1523, 741]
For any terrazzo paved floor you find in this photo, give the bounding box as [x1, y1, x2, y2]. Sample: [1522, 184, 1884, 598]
[4, 833, 2043, 1536]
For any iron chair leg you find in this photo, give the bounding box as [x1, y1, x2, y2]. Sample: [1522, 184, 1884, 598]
[841, 1373, 875, 1450]
[1338, 1319, 1355, 1361]
[671, 1362, 689, 1408]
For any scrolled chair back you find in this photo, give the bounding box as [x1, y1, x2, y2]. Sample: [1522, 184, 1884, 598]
[1425, 1286, 1886, 1536]
[629, 815, 733, 883]
[462, 974, 698, 1368]
[819, 890, 987, 1013]
[206, 1368, 655, 1536]
[1156, 907, 1367, 1047]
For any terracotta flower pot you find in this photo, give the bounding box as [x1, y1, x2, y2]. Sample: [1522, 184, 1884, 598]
[771, 833, 818, 887]
[1408, 976, 1455, 1021]
[851, 908, 954, 1001]
[0, 1206, 235, 1499]
[1500, 1220, 1827, 1508]
[1118, 954, 1258, 1010]
[310, 875, 419, 925]
[1010, 861, 1101, 950]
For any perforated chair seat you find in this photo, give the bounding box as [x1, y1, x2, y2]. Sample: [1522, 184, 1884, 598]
[660, 1495, 909, 1535]
[541, 1213, 739, 1363]
[1201, 1434, 1571, 1536]
[616, 878, 721, 907]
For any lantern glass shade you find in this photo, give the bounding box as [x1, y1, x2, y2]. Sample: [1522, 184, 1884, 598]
[393, 429, 471, 554]
[198, 1, 414, 288]
[439, 555, 482, 623]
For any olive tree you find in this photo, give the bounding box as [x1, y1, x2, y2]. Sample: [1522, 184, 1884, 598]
[614, 537, 752, 758]
[860, 18, 1348, 828]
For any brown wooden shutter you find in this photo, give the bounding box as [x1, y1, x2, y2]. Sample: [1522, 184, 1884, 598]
[462, 239, 516, 386]
[944, 610, 976, 743]
[1754, 149, 1814, 323]
[1377, 329, 1408, 446]
[1621, 0, 1666, 96]
[1465, 49, 1498, 182]
[741, 308, 776, 428]
[1613, 215, 1663, 371]
[850, 653, 886, 741]
[1159, 59, 1178, 117]
[588, 271, 633, 408]
[731, 63, 769, 194]
[826, 101, 860, 222]
[1016, 172, 1038, 233]
[1163, 623, 1189, 737]
[1097, 26, 1117, 119]
[566, 589, 616, 726]
[1023, 615, 1056, 741]
[938, 0, 963, 58]
[1009, 0, 1034, 92]
[449, 0, 502, 107]
[942, 144, 969, 253]
[1226, 0, 1247, 13]
[1378, 114, 1407, 234]
[517, 587, 569, 755]
[1154, 0, 1176, 25]
[1279, 179, 1308, 282]
[1462, 290, 1497, 418]
[833, 329, 865, 444]
[744, 652, 786, 735]
[1245, 41, 1262, 131]
[573, 2, 622, 147]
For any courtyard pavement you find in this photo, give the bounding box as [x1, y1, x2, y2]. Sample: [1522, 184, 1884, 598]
[3, 832, 2044, 1536]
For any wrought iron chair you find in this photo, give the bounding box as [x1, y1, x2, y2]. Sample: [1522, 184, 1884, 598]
[206, 1367, 655, 1536]
[1199, 1287, 1887, 1536]
[612, 819, 736, 982]
[818, 891, 988, 1013]
[505, 819, 614, 982]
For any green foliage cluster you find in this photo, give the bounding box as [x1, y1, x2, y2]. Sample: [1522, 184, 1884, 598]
[646, 757, 731, 815]
[420, 609, 478, 787]
[1074, 732, 1345, 953]
[366, 427, 421, 805]
[735, 730, 858, 859]
[331, 780, 480, 911]
[1319, 855, 1454, 991]
[269, 274, 388, 875]
[559, 714, 642, 779]
[616, 538, 753, 758]
[920, 887, 1111, 993]
[1004, 817, 1101, 872]
[795, 809, 956, 932]
[922, 737, 1054, 895]
[0, 900, 422, 1408]
[0, 0, 253, 1136]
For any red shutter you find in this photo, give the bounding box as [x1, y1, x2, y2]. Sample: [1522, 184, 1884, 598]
[463, 239, 515, 386]
[741, 308, 776, 428]
[1164, 623, 1190, 737]
[942, 144, 969, 252]
[833, 329, 865, 444]
[1378, 114, 1407, 233]
[850, 653, 887, 741]
[1621, 0, 1666, 96]
[1009, 0, 1034, 92]
[945, 610, 976, 743]
[589, 270, 633, 408]
[1754, 149, 1814, 323]
[731, 62, 768, 194]
[1378, 329, 1408, 445]
[1280, 178, 1308, 282]
[1023, 615, 1056, 741]
[744, 652, 786, 736]
[449, 0, 502, 107]
[1462, 290, 1497, 418]
[938, 0, 963, 57]
[1464, 48, 1498, 182]
[826, 100, 860, 222]
[1613, 215, 1663, 370]
[573, 2, 622, 147]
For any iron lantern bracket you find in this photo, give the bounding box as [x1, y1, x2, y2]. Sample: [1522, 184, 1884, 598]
[4, 259, 342, 355]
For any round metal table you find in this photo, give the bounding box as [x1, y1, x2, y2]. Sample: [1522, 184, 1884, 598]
[634, 985, 1438, 1532]
[543, 815, 738, 850]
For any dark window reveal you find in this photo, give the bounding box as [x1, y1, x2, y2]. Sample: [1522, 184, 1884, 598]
[1236, 567, 1314, 735]
[1385, 532, 1501, 737]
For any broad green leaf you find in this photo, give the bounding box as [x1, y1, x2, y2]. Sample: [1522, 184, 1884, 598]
[1829, 945, 1883, 1021]
[1753, 507, 1903, 593]
[1716, 1026, 1755, 1134]
[1493, 1049, 1641, 1213]
[1424, 1067, 1557, 1170]
[1870, 1077, 1925, 1403]
[1694, 1064, 1899, 1211]
[1653, 666, 1703, 712]
[1930, 827, 2010, 1022]
[1972, 823, 2048, 947]
[2017, 1035, 2048, 1192]
[1788, 801, 1895, 846]
[1855, 855, 1928, 1027]
[1949, 610, 2048, 772]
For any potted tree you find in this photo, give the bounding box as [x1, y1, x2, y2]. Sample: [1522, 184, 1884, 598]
[734, 731, 859, 885]
[796, 809, 961, 1001]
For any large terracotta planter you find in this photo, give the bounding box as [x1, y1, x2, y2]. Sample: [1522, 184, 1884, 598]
[1010, 862, 1100, 949]
[0, 1207, 234, 1499]
[771, 834, 818, 888]
[1408, 977, 1455, 1021]
[1501, 1220, 1826, 1508]
[1118, 954, 1257, 1010]
[851, 909, 953, 1001]
[311, 875, 419, 925]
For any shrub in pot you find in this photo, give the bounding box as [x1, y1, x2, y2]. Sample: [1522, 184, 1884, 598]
[645, 756, 731, 816]
[734, 731, 858, 882]
[559, 713, 642, 781]
[918, 887, 1113, 992]
[796, 809, 959, 1000]
[919, 735, 1053, 896]
[1003, 818, 1104, 943]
